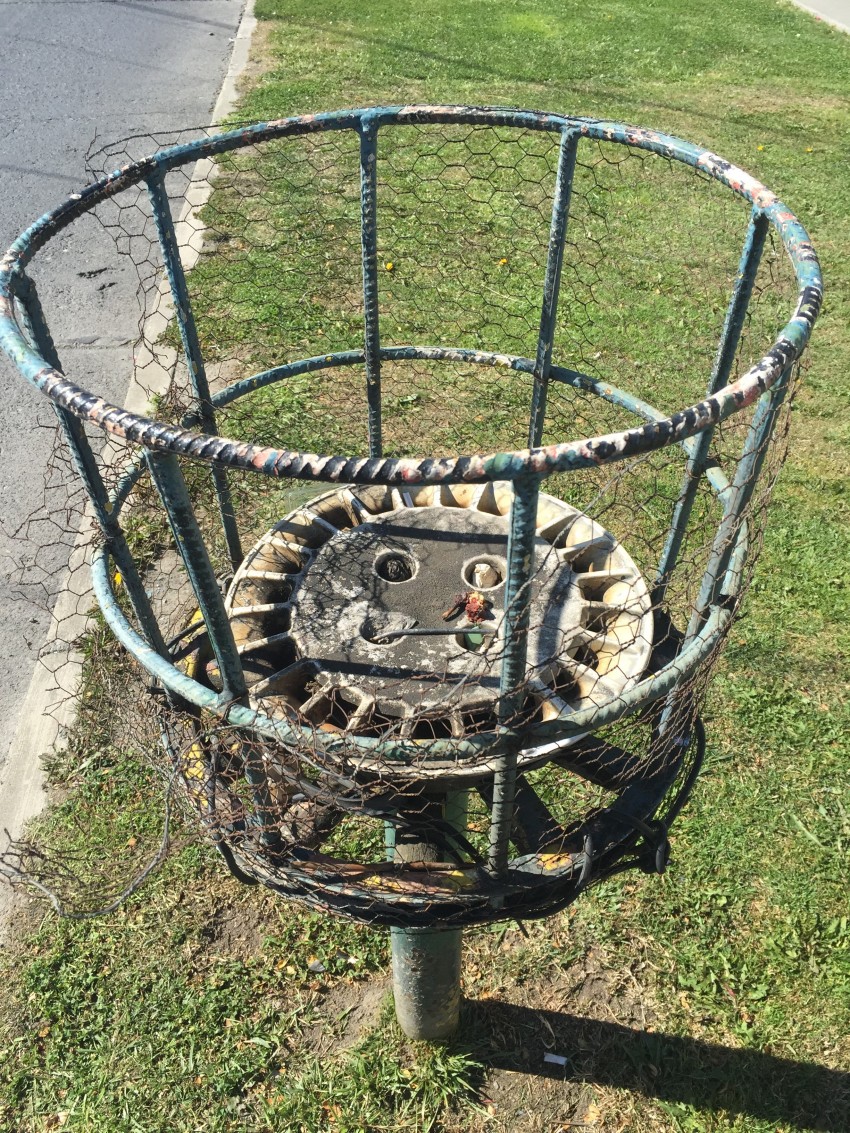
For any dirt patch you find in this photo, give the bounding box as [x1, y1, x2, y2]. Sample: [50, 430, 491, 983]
[453, 939, 657, 1132]
[205, 357, 251, 397]
[0, 886, 47, 952]
[199, 893, 275, 959]
[300, 975, 390, 1055]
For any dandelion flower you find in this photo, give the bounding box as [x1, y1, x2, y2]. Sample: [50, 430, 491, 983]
[385, 261, 394, 271]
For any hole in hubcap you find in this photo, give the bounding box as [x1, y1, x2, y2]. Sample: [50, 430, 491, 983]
[461, 555, 505, 591]
[374, 550, 416, 583]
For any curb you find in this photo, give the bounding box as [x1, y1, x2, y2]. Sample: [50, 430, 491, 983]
[215, 0, 258, 122]
[0, 0, 259, 935]
[789, 1, 850, 33]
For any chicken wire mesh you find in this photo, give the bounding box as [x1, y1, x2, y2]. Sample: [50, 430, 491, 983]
[0, 106, 821, 1036]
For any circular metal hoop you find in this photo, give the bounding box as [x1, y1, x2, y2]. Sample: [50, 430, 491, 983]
[0, 106, 821, 935]
[0, 106, 821, 486]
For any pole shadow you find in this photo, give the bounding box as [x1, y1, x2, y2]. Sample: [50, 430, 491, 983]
[458, 997, 849, 1131]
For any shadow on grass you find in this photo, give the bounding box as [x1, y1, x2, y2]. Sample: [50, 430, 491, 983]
[460, 997, 849, 1131]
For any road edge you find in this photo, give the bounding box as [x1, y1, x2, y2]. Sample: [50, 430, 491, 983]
[214, 0, 258, 122]
[789, 0, 850, 33]
[0, 0, 259, 936]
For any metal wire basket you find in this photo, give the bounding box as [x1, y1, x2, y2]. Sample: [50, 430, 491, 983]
[0, 106, 821, 1038]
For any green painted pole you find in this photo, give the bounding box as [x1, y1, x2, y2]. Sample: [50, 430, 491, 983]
[387, 791, 467, 1040]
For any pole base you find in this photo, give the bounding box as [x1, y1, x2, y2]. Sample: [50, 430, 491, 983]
[391, 926, 463, 1040]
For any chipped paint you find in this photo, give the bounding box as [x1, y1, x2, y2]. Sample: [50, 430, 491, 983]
[0, 106, 821, 936]
[0, 107, 821, 489]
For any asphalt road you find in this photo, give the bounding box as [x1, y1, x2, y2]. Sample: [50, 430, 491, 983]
[0, 0, 245, 768]
[792, 0, 850, 31]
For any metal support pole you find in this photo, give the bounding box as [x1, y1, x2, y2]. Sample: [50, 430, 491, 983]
[146, 449, 281, 850]
[488, 471, 541, 876]
[654, 209, 769, 601]
[358, 114, 383, 458]
[685, 363, 794, 644]
[14, 273, 170, 659]
[145, 450, 245, 702]
[387, 791, 467, 1040]
[147, 167, 243, 572]
[528, 128, 580, 448]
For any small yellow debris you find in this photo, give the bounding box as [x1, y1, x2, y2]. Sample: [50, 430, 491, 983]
[498, 257, 508, 265]
[805, 146, 814, 153]
[182, 742, 206, 783]
[537, 852, 575, 871]
[584, 1100, 603, 1127]
[363, 873, 409, 891]
[113, 570, 122, 588]
[440, 870, 475, 890]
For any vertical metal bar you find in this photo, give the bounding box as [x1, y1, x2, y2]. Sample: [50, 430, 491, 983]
[488, 471, 541, 876]
[387, 791, 467, 1040]
[146, 451, 282, 850]
[685, 363, 794, 644]
[654, 209, 769, 601]
[146, 167, 243, 572]
[528, 128, 580, 448]
[358, 114, 382, 458]
[145, 450, 246, 704]
[14, 273, 170, 658]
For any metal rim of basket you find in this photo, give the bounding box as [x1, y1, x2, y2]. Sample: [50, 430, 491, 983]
[0, 106, 822, 924]
[0, 105, 822, 488]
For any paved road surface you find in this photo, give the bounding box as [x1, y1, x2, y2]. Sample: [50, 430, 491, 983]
[0, 0, 245, 768]
[792, 0, 850, 31]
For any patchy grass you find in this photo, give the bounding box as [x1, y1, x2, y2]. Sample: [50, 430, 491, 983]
[1, 1, 849, 1131]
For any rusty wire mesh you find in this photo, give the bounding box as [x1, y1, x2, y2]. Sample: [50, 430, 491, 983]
[0, 111, 813, 927]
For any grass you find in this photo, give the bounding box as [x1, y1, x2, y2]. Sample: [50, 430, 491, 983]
[1, 0, 850, 1130]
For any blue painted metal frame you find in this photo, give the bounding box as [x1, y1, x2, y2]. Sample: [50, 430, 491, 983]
[0, 103, 811, 770]
[528, 127, 580, 448]
[358, 113, 383, 459]
[11, 271, 171, 663]
[686, 363, 795, 644]
[0, 107, 821, 489]
[146, 167, 244, 572]
[489, 471, 542, 876]
[654, 208, 770, 601]
[0, 105, 822, 939]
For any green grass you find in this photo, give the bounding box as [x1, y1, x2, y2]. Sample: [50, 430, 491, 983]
[2, 0, 850, 1130]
